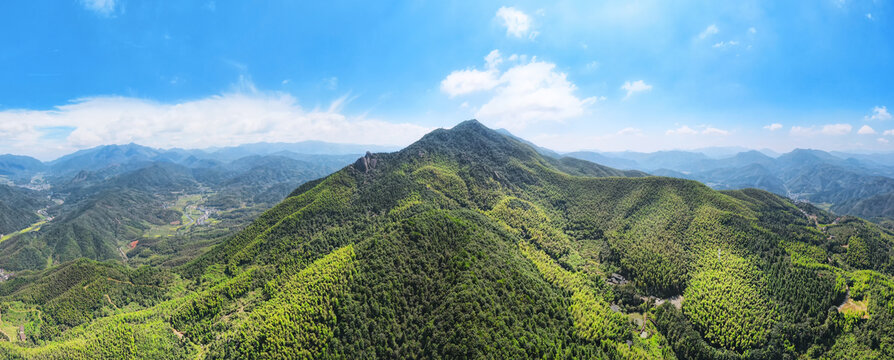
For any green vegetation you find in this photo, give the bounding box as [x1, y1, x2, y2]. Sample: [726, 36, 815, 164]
[682, 250, 778, 351]
[0, 185, 51, 236]
[0, 219, 46, 243]
[0, 120, 891, 359]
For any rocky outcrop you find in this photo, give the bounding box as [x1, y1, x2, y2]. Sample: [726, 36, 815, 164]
[353, 152, 378, 173]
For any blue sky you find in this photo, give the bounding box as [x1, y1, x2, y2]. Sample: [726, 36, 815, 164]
[1, 0, 892, 159]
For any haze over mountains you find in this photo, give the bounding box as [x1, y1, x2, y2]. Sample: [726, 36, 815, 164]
[565, 148, 894, 222]
[0, 120, 890, 359]
[7, 135, 894, 243]
[0, 140, 381, 271]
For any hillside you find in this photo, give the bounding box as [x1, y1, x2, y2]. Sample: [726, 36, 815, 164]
[0, 120, 891, 359]
[0, 152, 353, 271]
[0, 155, 45, 181]
[0, 186, 51, 235]
[568, 148, 894, 221]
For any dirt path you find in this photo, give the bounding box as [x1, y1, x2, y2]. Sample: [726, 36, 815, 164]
[104, 294, 118, 310]
[118, 247, 128, 263]
[171, 326, 184, 339]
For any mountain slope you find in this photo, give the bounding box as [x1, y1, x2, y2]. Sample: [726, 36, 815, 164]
[0, 185, 51, 235]
[0, 155, 45, 181]
[571, 148, 894, 221]
[1, 120, 892, 359]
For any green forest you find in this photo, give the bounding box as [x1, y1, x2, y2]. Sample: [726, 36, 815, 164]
[0, 120, 892, 359]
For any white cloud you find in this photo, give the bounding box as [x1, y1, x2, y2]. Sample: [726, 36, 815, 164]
[790, 126, 815, 136]
[322, 77, 338, 90]
[821, 123, 852, 135]
[866, 106, 892, 121]
[749, 27, 757, 34]
[496, 7, 534, 39]
[713, 40, 739, 48]
[858, 125, 876, 135]
[485, 49, 503, 69]
[702, 127, 730, 136]
[666, 126, 698, 135]
[585, 61, 600, 72]
[440, 70, 500, 97]
[476, 62, 595, 129]
[81, 0, 116, 16]
[0, 91, 430, 160]
[791, 124, 852, 136]
[440, 51, 506, 97]
[884, 129, 894, 136]
[442, 51, 595, 130]
[621, 80, 652, 99]
[699, 24, 719, 39]
[867, 13, 873, 20]
[764, 123, 783, 131]
[879, 138, 889, 144]
[617, 127, 642, 136]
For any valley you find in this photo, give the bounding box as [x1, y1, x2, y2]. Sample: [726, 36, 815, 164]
[0, 121, 890, 359]
[3, 1, 891, 358]
[567, 149, 894, 226]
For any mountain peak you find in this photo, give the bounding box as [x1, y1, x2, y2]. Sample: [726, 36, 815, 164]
[405, 120, 540, 165]
[452, 118, 485, 129]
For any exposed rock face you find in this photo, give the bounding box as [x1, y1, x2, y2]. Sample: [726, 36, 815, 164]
[353, 151, 378, 173]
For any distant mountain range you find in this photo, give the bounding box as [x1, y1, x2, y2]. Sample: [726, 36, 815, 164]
[0, 121, 893, 358]
[566, 148, 894, 221]
[6, 140, 894, 224]
[0, 140, 397, 181]
[0, 142, 367, 270]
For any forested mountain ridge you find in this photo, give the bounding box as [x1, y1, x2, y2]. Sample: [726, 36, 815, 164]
[0, 152, 354, 271]
[0, 120, 892, 359]
[568, 148, 894, 222]
[0, 185, 51, 235]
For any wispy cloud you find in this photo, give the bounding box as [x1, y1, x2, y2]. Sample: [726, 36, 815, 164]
[665, 125, 730, 136]
[713, 40, 739, 49]
[764, 123, 782, 131]
[80, 0, 116, 16]
[790, 124, 853, 136]
[790, 126, 814, 136]
[698, 24, 719, 39]
[821, 124, 852, 135]
[702, 127, 730, 136]
[0, 88, 429, 160]
[666, 125, 698, 135]
[617, 127, 642, 136]
[621, 80, 652, 99]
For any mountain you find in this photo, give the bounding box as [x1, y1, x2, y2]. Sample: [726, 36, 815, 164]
[1, 120, 890, 359]
[0, 185, 51, 235]
[563, 151, 640, 170]
[600, 150, 712, 172]
[47, 143, 165, 175]
[199, 141, 398, 162]
[0, 151, 355, 271]
[567, 148, 894, 222]
[495, 128, 562, 158]
[691, 146, 751, 158]
[0, 154, 45, 181]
